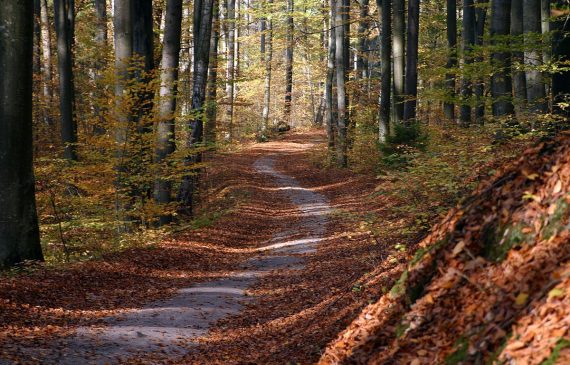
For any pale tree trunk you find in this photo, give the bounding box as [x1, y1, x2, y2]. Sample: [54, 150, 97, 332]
[403, 0, 420, 122]
[474, 0, 488, 123]
[113, 0, 134, 226]
[444, 0, 457, 121]
[40, 0, 54, 127]
[224, 0, 236, 139]
[261, 0, 273, 133]
[54, 0, 78, 161]
[205, 0, 220, 143]
[378, 0, 391, 142]
[541, 0, 551, 107]
[154, 0, 183, 226]
[335, 0, 349, 167]
[393, 0, 405, 122]
[524, 0, 547, 112]
[460, 0, 476, 126]
[511, 0, 527, 112]
[0, 0, 44, 269]
[178, 0, 215, 214]
[356, 0, 370, 80]
[490, 0, 514, 117]
[325, 0, 336, 150]
[284, 0, 294, 124]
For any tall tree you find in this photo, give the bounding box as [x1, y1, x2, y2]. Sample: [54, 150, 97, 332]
[224, 0, 236, 139]
[403, 0, 420, 122]
[40, 0, 54, 126]
[524, 0, 547, 112]
[551, 0, 570, 116]
[178, 0, 215, 213]
[284, 0, 294, 124]
[474, 0, 488, 123]
[261, 0, 274, 134]
[325, 0, 337, 150]
[93, 0, 107, 134]
[490, 0, 514, 117]
[154, 0, 183, 225]
[393, 0, 405, 122]
[54, 0, 78, 161]
[378, 0, 391, 142]
[444, 0, 457, 121]
[335, 0, 349, 166]
[205, 0, 221, 142]
[511, 0, 527, 112]
[0, 0, 44, 268]
[460, 0, 476, 126]
[356, 0, 370, 80]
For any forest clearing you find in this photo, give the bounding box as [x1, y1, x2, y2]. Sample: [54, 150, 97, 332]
[1, 0, 570, 364]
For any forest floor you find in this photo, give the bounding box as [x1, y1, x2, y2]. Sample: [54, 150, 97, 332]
[1, 131, 411, 364]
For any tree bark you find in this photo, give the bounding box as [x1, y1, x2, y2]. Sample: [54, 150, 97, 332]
[524, 0, 547, 112]
[335, 0, 349, 167]
[444, 0, 457, 121]
[40, 0, 54, 126]
[224, 0, 236, 139]
[474, 0, 488, 123]
[393, 0, 405, 122]
[54, 0, 78, 161]
[154, 0, 183, 226]
[403, 0, 420, 122]
[284, 0, 294, 124]
[460, 0, 476, 126]
[0, 0, 44, 269]
[178, 0, 215, 214]
[490, 0, 514, 117]
[93, 0, 107, 135]
[261, 0, 273, 133]
[511, 0, 527, 113]
[325, 0, 337, 151]
[356, 0, 370, 80]
[378, 0, 391, 142]
[205, 0, 220, 142]
[552, 0, 570, 117]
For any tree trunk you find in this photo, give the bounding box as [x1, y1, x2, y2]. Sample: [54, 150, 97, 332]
[93, 0, 107, 135]
[284, 0, 294, 124]
[34, 0, 42, 75]
[205, 0, 220, 142]
[403, 0, 420, 122]
[178, 0, 215, 214]
[0, 0, 44, 269]
[40, 0, 54, 126]
[511, 0, 527, 113]
[335, 0, 349, 167]
[444, 0, 457, 121]
[474, 0, 488, 123]
[154, 0, 183, 226]
[490, 0, 514, 117]
[325, 0, 337, 151]
[261, 0, 273, 133]
[356, 0, 370, 80]
[378, 0, 391, 142]
[54, 0, 78, 161]
[524, 0, 547, 112]
[460, 0, 476, 126]
[552, 0, 570, 117]
[393, 0, 405, 122]
[224, 0, 236, 139]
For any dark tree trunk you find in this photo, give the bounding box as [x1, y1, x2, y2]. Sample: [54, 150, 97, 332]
[524, 0, 547, 112]
[178, 0, 215, 214]
[325, 0, 337, 151]
[0, 0, 44, 269]
[511, 0, 527, 113]
[444, 0, 457, 121]
[403, 0, 420, 122]
[552, 1, 570, 116]
[154, 0, 183, 226]
[34, 0, 42, 75]
[205, 0, 220, 142]
[261, 0, 273, 133]
[460, 0, 476, 126]
[490, 0, 514, 117]
[284, 0, 294, 124]
[474, 0, 488, 123]
[378, 0, 391, 142]
[393, 0, 405, 122]
[93, 0, 107, 135]
[54, 0, 78, 161]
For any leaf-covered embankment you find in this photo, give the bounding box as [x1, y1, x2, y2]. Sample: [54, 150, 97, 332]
[320, 131, 570, 364]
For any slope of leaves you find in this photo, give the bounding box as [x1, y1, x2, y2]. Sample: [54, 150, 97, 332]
[320, 131, 570, 364]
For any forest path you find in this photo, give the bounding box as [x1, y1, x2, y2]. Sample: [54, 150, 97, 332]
[9, 135, 331, 364]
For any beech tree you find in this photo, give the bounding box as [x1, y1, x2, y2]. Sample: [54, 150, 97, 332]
[460, 0, 476, 126]
[490, 0, 514, 117]
[0, 0, 44, 268]
[524, 0, 547, 112]
[444, 0, 457, 121]
[284, 0, 294, 124]
[378, 0, 391, 141]
[403, 0, 420, 122]
[393, 0, 405, 122]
